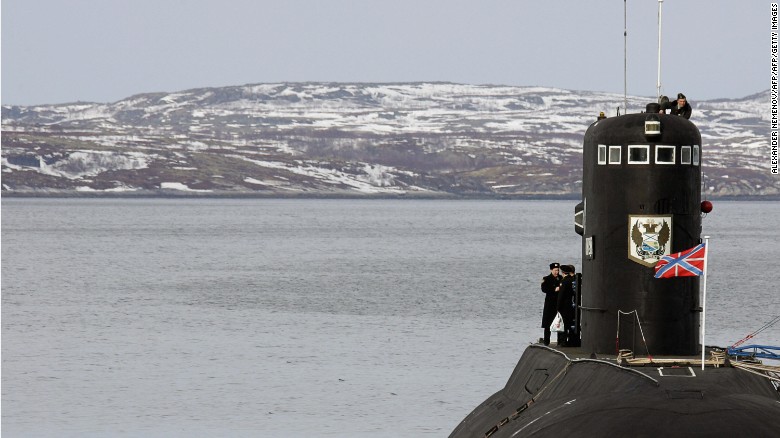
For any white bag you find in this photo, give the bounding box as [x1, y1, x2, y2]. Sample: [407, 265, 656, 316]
[550, 312, 565, 333]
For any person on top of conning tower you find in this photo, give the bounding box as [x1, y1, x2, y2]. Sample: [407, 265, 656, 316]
[658, 95, 671, 114]
[670, 92, 692, 119]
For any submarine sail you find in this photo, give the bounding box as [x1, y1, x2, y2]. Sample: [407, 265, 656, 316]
[579, 105, 703, 356]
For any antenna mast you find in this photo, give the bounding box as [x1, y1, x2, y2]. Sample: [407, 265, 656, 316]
[624, 0, 628, 113]
[656, 0, 664, 99]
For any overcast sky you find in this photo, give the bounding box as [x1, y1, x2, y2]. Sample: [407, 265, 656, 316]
[1, 0, 769, 106]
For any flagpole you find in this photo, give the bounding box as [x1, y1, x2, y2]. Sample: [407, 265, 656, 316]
[657, 0, 664, 99]
[701, 236, 710, 370]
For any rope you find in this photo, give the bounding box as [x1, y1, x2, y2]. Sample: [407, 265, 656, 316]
[730, 315, 780, 349]
[617, 349, 634, 364]
[710, 348, 726, 367]
[732, 361, 780, 382]
[617, 310, 654, 361]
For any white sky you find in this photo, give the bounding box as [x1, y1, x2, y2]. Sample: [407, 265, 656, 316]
[0, 0, 769, 105]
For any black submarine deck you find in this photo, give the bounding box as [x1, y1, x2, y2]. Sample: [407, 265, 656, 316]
[450, 343, 780, 438]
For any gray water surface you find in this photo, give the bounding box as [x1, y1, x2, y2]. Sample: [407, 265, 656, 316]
[3, 199, 778, 437]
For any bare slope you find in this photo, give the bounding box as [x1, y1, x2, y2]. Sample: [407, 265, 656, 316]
[2, 83, 774, 197]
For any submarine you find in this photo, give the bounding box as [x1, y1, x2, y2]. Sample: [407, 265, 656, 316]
[448, 106, 780, 437]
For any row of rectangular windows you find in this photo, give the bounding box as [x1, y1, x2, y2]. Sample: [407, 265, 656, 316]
[597, 144, 700, 166]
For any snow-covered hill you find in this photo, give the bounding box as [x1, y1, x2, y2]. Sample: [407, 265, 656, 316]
[1, 83, 775, 197]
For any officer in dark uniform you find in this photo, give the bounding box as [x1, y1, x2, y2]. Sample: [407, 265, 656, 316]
[658, 95, 671, 114]
[540, 262, 562, 346]
[670, 93, 692, 119]
[557, 265, 577, 347]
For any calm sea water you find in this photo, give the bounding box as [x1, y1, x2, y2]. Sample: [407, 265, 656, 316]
[2, 199, 779, 437]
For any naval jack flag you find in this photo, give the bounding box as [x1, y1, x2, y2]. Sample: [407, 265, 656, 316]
[654, 243, 707, 278]
[653, 239, 712, 370]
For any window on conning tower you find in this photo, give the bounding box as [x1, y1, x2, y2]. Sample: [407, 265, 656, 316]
[608, 146, 621, 164]
[693, 145, 700, 166]
[598, 145, 607, 165]
[681, 146, 692, 165]
[628, 145, 650, 164]
[656, 145, 675, 164]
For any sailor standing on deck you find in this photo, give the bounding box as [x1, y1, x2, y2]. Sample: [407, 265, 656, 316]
[540, 263, 562, 346]
[557, 265, 577, 347]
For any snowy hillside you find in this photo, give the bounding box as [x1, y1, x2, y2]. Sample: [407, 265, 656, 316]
[1, 83, 775, 197]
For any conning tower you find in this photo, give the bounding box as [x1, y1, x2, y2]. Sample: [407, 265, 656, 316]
[576, 103, 703, 355]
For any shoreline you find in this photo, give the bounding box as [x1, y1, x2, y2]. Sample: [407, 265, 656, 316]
[2, 191, 778, 201]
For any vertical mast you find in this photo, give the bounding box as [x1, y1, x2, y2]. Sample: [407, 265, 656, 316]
[657, 0, 664, 99]
[624, 0, 628, 113]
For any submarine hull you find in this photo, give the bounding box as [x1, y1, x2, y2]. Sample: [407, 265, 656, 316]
[449, 346, 780, 437]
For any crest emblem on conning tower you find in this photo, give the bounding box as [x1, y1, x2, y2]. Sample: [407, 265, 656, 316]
[628, 215, 672, 266]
